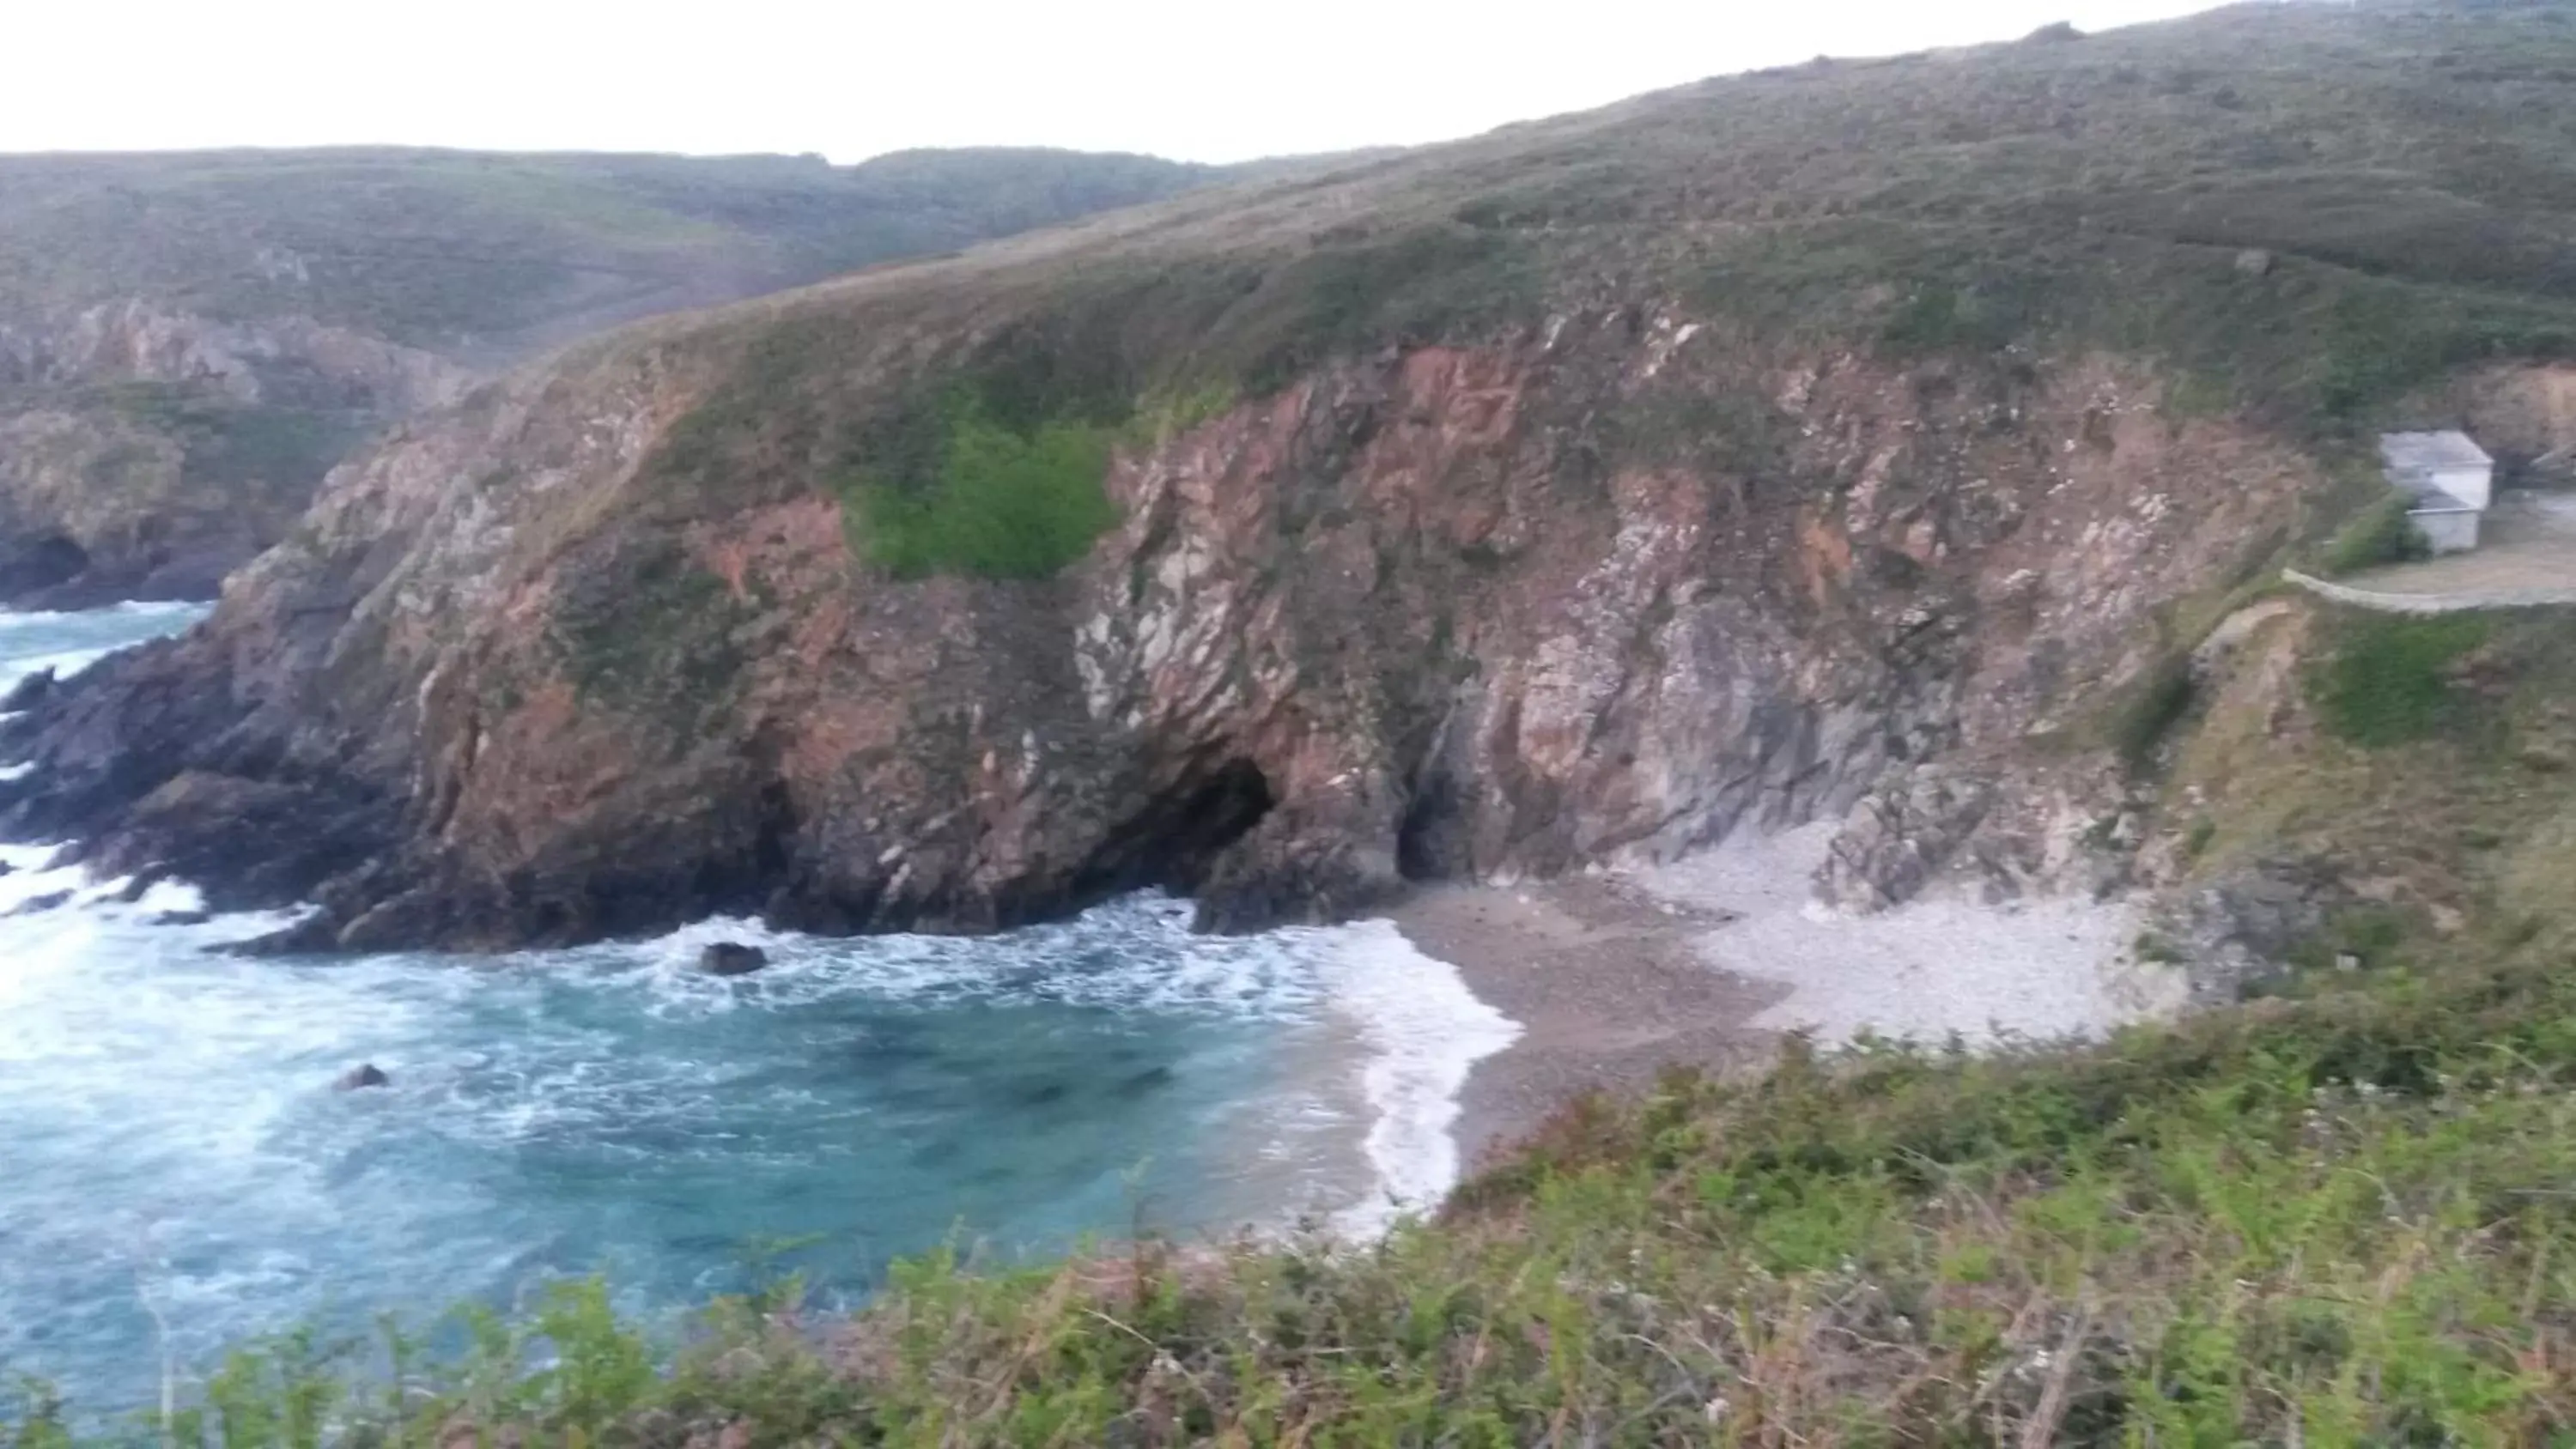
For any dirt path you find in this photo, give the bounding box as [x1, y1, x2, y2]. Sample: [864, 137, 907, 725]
[2303, 491, 2576, 610]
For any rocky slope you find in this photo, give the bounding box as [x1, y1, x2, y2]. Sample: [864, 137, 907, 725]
[7, 0, 2574, 957]
[0, 148, 1228, 606]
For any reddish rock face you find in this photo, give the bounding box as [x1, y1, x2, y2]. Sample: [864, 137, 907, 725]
[0, 303, 2334, 952]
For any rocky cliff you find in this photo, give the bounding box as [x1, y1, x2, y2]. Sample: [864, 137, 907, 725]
[6, 0, 2574, 954]
[0, 148, 1232, 606]
[0, 303, 471, 604]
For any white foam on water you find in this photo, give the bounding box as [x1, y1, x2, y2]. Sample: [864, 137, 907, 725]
[1309, 919, 1523, 1234]
[0, 599, 209, 694]
[0, 601, 211, 628]
[574, 896, 1338, 1022]
[0, 599, 1528, 1407]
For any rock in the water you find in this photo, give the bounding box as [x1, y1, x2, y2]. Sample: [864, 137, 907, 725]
[0, 668, 53, 714]
[5, 888, 71, 917]
[2234, 247, 2274, 277]
[151, 908, 213, 927]
[701, 943, 769, 976]
[335, 1064, 391, 1091]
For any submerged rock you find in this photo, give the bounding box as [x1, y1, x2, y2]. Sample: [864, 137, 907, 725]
[700, 943, 769, 977]
[1115, 1066, 1177, 1097]
[0, 668, 53, 714]
[335, 1064, 391, 1091]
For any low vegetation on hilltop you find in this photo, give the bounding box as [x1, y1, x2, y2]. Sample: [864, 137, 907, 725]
[0, 148, 1224, 354]
[611, 0, 2576, 593]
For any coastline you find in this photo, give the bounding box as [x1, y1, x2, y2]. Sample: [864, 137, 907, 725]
[1385, 876, 1781, 1173]
[1391, 824, 2190, 1177]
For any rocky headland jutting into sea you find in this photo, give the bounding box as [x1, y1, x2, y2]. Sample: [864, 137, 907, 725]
[17, 0, 2576, 967]
[13, 0, 2576, 1437]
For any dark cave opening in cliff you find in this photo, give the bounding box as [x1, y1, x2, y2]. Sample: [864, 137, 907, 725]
[1076, 759, 1277, 906]
[0, 535, 88, 594]
[1396, 771, 1469, 883]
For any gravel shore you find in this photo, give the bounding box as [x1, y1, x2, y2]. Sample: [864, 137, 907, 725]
[1390, 824, 2188, 1170]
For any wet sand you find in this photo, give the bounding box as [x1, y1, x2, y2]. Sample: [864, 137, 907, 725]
[1388, 876, 1783, 1172]
[1391, 824, 2187, 1173]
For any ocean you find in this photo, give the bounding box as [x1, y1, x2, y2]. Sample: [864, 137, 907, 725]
[0, 603, 1519, 1414]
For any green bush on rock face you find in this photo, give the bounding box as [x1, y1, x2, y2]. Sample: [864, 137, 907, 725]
[841, 391, 1121, 582]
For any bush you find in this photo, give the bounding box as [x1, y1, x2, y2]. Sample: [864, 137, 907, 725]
[2107, 655, 2197, 771]
[2318, 488, 2432, 577]
[844, 391, 1120, 581]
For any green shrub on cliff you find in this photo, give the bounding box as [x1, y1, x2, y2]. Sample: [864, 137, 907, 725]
[2318, 487, 2433, 578]
[841, 391, 1121, 581]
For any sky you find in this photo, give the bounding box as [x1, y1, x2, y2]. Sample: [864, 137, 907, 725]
[3, 0, 2224, 165]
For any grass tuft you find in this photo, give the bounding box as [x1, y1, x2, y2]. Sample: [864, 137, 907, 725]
[2309, 612, 2493, 747]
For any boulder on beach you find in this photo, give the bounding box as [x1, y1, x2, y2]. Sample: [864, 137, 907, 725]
[335, 1064, 391, 1091]
[701, 943, 769, 977]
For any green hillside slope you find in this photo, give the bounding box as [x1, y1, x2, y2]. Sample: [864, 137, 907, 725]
[0, 146, 1220, 355]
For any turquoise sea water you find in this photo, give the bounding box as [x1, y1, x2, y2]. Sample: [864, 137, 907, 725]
[0, 605, 1518, 1415]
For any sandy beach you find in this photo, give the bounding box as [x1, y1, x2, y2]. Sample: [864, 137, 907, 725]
[1392, 823, 2189, 1169]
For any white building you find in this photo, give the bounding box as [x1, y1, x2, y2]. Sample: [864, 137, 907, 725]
[2380, 431, 2494, 555]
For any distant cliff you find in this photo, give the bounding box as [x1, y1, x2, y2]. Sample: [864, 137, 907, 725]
[0, 147, 1226, 605]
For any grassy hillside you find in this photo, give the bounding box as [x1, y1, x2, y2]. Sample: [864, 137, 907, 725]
[0, 146, 1223, 357]
[608, 0, 2576, 590]
[13, 0, 2576, 1439]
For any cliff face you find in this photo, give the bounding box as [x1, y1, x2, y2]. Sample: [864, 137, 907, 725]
[0, 304, 2330, 949]
[0, 303, 471, 604]
[8, 0, 2575, 952]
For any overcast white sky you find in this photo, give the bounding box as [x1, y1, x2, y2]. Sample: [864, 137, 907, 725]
[5, 0, 2222, 165]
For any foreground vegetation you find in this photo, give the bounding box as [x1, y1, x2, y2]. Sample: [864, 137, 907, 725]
[15, 932, 2576, 1446]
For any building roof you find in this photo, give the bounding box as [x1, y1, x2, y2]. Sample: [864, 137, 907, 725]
[2381, 430, 2494, 473]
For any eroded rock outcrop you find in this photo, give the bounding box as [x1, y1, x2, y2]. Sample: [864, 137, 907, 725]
[0, 299, 2336, 950]
[0, 303, 472, 606]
